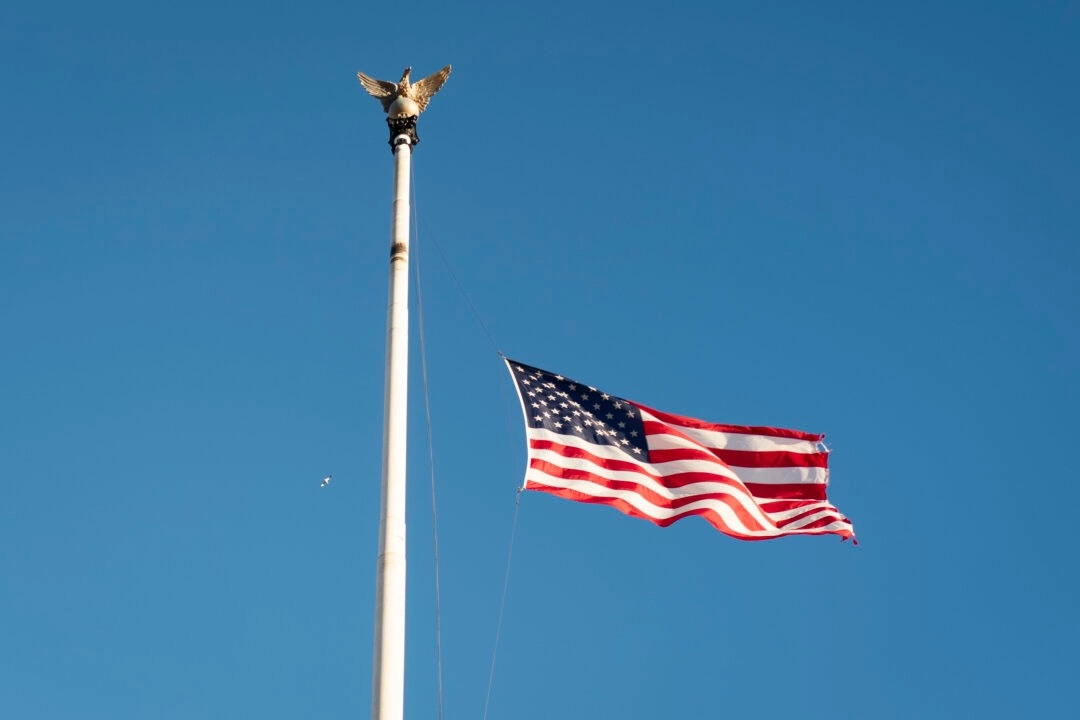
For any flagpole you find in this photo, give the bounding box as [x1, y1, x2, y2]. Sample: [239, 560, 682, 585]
[372, 120, 413, 720]
[359, 64, 450, 720]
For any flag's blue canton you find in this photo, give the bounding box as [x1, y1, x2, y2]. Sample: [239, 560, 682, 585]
[508, 360, 649, 460]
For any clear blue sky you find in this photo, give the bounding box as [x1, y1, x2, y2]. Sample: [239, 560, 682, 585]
[3, 1, 1077, 718]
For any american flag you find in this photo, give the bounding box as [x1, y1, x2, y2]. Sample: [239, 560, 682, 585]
[505, 358, 855, 542]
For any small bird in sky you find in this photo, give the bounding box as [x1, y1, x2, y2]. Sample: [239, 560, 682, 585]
[320, 475, 332, 488]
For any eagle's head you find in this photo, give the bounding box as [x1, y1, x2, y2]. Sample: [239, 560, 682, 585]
[399, 67, 412, 89]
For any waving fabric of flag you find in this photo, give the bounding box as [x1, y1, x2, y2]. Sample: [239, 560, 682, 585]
[505, 358, 855, 542]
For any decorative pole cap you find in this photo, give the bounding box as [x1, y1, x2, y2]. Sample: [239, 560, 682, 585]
[356, 65, 452, 148]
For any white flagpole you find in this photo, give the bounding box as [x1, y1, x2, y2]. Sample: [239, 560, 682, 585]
[372, 126, 413, 720]
[359, 64, 450, 720]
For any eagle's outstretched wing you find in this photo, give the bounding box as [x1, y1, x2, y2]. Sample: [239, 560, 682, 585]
[410, 65, 452, 113]
[356, 71, 399, 113]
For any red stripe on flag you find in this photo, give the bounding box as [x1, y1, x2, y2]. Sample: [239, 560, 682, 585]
[647, 446, 828, 470]
[637, 404, 825, 442]
[745, 483, 828, 501]
[713, 448, 829, 469]
[524, 481, 853, 541]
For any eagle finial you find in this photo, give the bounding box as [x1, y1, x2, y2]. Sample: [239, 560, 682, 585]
[356, 65, 451, 118]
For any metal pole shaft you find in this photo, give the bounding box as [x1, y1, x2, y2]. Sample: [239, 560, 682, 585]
[372, 135, 412, 720]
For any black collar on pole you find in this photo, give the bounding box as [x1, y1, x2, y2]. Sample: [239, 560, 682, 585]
[387, 116, 419, 149]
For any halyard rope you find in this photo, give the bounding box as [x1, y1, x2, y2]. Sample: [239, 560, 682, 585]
[412, 168, 446, 720]
[412, 164, 522, 720]
[482, 490, 522, 720]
